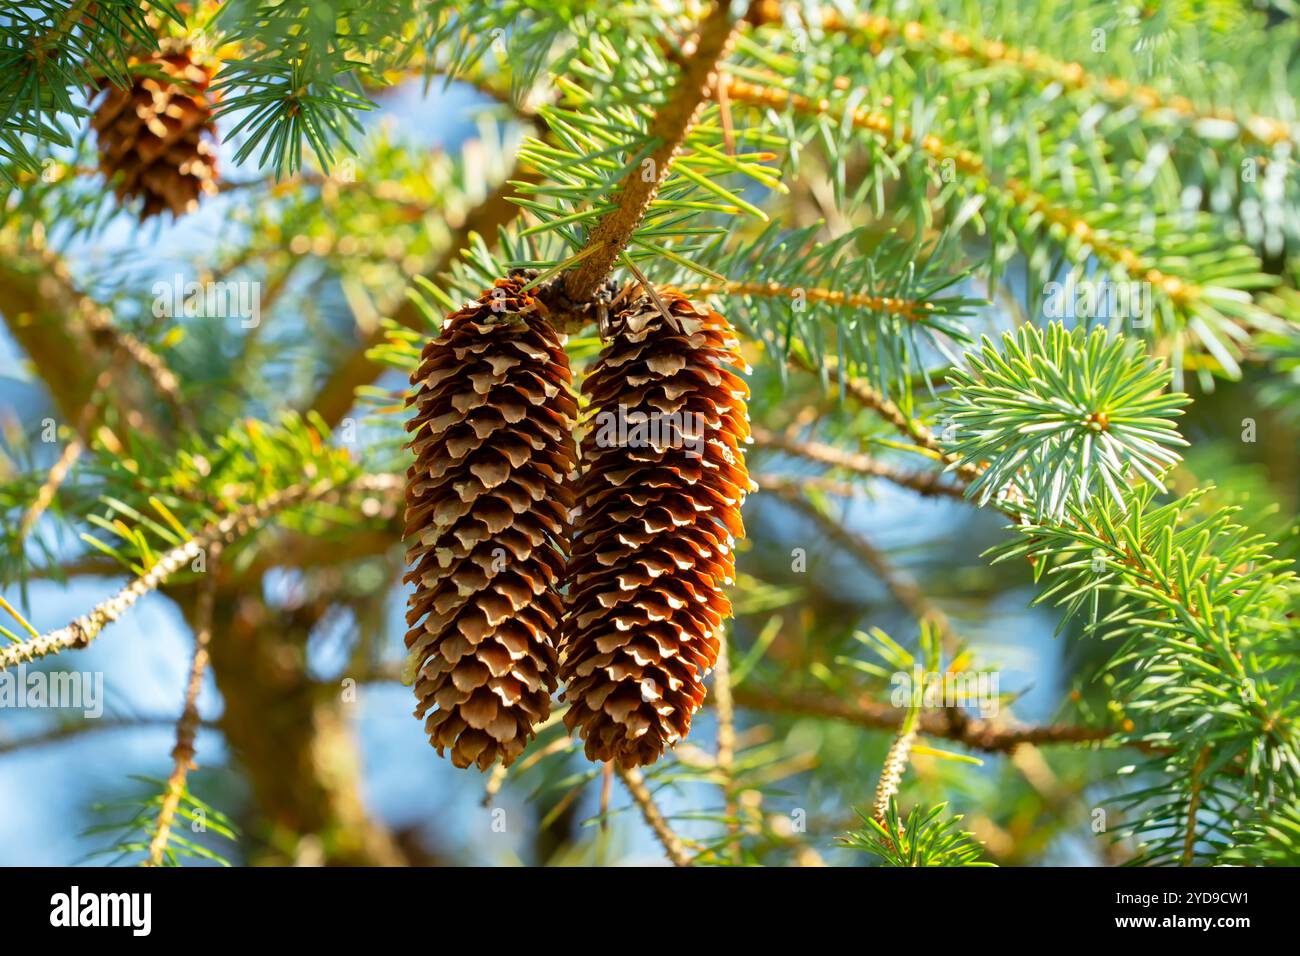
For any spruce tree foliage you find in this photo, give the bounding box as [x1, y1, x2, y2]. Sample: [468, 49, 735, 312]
[0, 0, 1297, 866]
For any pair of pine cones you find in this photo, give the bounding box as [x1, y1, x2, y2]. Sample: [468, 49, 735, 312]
[404, 275, 755, 770]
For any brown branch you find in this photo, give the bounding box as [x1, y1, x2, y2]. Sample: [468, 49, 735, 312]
[760, 476, 960, 650]
[18, 435, 84, 540]
[351, 656, 1134, 755]
[0, 238, 120, 428]
[783, 349, 981, 482]
[0, 715, 219, 755]
[617, 766, 693, 866]
[712, 630, 741, 863]
[1182, 746, 1211, 866]
[558, 1, 739, 306]
[731, 685, 1120, 753]
[146, 542, 221, 867]
[308, 170, 539, 427]
[15, 359, 125, 548]
[0, 236, 189, 434]
[751, 426, 965, 500]
[0, 474, 402, 669]
[81, 305, 195, 432]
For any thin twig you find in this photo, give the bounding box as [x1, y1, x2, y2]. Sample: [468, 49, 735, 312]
[752, 426, 965, 500]
[762, 476, 960, 651]
[620, 255, 676, 327]
[1183, 747, 1212, 866]
[18, 437, 83, 543]
[78, 299, 196, 433]
[146, 542, 221, 866]
[756, 474, 866, 498]
[600, 762, 613, 834]
[712, 629, 741, 863]
[731, 685, 1126, 753]
[617, 766, 693, 867]
[346, 656, 1135, 753]
[482, 764, 509, 808]
[0, 715, 218, 755]
[787, 351, 978, 481]
[16, 366, 115, 546]
[0, 474, 402, 670]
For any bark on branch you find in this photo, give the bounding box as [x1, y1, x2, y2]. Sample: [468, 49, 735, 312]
[557, 1, 739, 307]
[731, 686, 1119, 753]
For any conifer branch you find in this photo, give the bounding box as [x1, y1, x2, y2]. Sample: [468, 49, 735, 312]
[821, 11, 1297, 150]
[948, 329, 1296, 861]
[0, 237, 191, 433]
[297, 655, 1125, 756]
[0, 473, 402, 670]
[18, 436, 83, 545]
[30, 0, 93, 62]
[79, 302, 195, 433]
[558, 0, 738, 307]
[684, 280, 930, 321]
[1182, 747, 1212, 867]
[3, 0, 1293, 869]
[756, 474, 872, 499]
[724, 77, 1213, 312]
[0, 715, 218, 755]
[786, 351, 981, 481]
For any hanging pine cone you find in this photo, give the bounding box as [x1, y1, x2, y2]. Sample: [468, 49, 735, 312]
[92, 44, 219, 220]
[403, 275, 578, 770]
[559, 288, 754, 768]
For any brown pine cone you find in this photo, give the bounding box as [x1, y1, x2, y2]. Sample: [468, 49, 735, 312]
[559, 288, 754, 768]
[403, 275, 577, 770]
[92, 46, 219, 220]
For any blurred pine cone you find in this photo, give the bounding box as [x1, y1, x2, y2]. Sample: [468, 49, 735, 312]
[92, 45, 218, 220]
[559, 289, 754, 768]
[403, 275, 577, 770]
